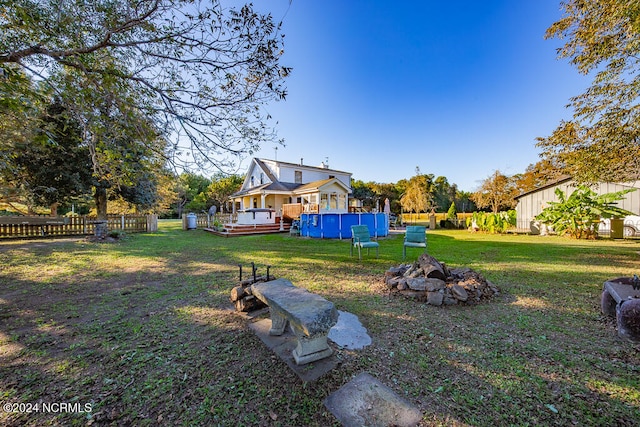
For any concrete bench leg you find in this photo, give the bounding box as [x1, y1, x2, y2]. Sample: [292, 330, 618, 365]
[269, 310, 288, 336]
[292, 332, 333, 365]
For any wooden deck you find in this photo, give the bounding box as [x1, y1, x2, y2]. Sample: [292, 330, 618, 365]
[204, 221, 291, 237]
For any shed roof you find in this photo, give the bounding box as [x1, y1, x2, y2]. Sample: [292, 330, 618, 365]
[514, 175, 573, 200]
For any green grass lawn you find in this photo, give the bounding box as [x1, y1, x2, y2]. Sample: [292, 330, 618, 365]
[0, 220, 639, 426]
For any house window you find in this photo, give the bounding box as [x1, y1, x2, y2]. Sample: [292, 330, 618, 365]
[250, 176, 255, 187]
[260, 173, 264, 184]
[330, 193, 338, 210]
[320, 193, 328, 210]
[295, 170, 302, 184]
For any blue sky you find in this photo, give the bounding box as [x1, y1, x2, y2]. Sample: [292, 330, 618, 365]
[248, 1, 590, 192]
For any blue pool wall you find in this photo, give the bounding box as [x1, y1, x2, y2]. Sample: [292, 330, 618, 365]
[299, 213, 389, 239]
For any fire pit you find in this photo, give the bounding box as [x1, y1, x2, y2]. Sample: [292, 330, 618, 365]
[384, 253, 499, 305]
[601, 277, 640, 342]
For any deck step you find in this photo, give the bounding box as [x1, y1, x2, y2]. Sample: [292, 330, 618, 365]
[204, 222, 291, 237]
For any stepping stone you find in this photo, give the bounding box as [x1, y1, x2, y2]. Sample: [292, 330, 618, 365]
[328, 310, 372, 350]
[324, 372, 422, 426]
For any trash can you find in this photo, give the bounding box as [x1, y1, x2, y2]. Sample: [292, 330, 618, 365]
[610, 218, 624, 239]
[186, 213, 197, 230]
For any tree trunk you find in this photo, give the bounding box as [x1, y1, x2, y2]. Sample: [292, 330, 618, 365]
[94, 185, 108, 220]
[50, 202, 59, 217]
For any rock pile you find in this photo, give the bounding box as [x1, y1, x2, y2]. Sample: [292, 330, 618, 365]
[384, 253, 499, 306]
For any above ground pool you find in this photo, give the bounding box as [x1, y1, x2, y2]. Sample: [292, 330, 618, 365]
[299, 213, 389, 239]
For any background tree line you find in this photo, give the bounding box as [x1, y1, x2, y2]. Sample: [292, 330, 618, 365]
[2, 0, 636, 220]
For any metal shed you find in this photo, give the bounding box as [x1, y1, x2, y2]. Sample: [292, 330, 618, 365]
[514, 177, 640, 234]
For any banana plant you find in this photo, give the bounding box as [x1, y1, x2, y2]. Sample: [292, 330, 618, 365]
[535, 186, 636, 238]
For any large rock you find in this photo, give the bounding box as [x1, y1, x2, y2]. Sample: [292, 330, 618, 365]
[407, 277, 427, 291]
[407, 277, 446, 292]
[451, 284, 469, 302]
[425, 278, 446, 292]
[427, 291, 444, 306]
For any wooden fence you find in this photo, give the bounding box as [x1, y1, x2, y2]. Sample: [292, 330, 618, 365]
[0, 214, 158, 239]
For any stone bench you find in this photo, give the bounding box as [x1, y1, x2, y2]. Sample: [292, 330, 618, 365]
[251, 279, 338, 365]
[601, 277, 640, 342]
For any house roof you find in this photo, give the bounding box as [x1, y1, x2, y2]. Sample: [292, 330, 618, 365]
[515, 175, 640, 200]
[261, 158, 351, 175]
[231, 178, 351, 198]
[253, 158, 279, 183]
[230, 181, 299, 197]
[294, 178, 351, 194]
[231, 157, 352, 199]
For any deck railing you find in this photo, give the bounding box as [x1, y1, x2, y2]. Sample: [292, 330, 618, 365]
[181, 213, 236, 230]
[282, 203, 319, 220]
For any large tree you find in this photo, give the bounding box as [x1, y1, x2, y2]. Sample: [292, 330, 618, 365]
[538, 0, 640, 183]
[351, 179, 376, 211]
[513, 159, 566, 194]
[173, 172, 211, 217]
[471, 170, 518, 214]
[0, 67, 42, 211]
[206, 173, 243, 213]
[400, 172, 435, 215]
[433, 176, 458, 212]
[8, 99, 93, 215]
[1, 0, 289, 217]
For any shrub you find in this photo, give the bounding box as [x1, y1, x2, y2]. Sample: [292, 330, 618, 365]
[446, 202, 457, 220]
[467, 210, 516, 233]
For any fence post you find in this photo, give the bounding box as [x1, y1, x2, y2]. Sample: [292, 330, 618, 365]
[82, 216, 87, 234]
[146, 214, 158, 232]
[121, 215, 125, 230]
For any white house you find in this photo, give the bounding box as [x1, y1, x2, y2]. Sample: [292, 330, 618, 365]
[514, 176, 640, 234]
[229, 158, 352, 224]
